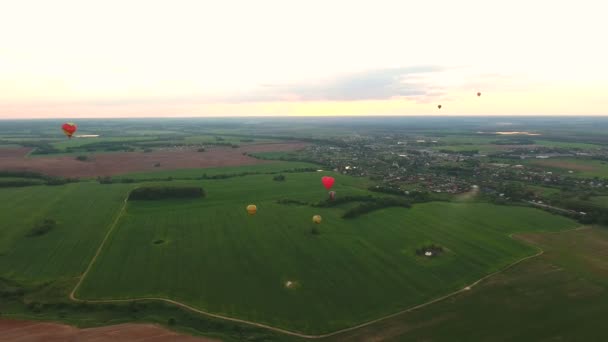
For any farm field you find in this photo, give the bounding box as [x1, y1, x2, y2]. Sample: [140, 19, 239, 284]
[527, 158, 608, 178]
[0, 182, 133, 281]
[75, 171, 577, 334]
[323, 227, 608, 342]
[0, 142, 308, 178]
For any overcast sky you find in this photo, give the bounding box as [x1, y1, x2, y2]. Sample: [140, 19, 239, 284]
[0, 0, 606, 118]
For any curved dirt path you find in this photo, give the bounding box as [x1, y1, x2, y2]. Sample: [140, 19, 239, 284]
[70, 194, 589, 339]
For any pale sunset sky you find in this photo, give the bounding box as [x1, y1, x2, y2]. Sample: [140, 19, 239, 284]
[0, 0, 606, 119]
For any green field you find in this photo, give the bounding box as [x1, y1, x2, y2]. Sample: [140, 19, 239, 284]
[324, 227, 608, 341]
[73, 171, 576, 334]
[0, 183, 132, 281]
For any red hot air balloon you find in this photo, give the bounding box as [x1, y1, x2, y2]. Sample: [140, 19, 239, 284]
[437, 105, 442, 109]
[321, 176, 335, 191]
[62, 123, 77, 139]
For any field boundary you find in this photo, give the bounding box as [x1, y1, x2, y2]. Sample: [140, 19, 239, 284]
[69, 197, 588, 339]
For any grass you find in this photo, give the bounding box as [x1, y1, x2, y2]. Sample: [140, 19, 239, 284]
[322, 227, 608, 342]
[0, 183, 133, 282]
[75, 171, 577, 334]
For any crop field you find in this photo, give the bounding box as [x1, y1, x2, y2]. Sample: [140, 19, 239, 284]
[527, 158, 608, 178]
[324, 227, 608, 342]
[75, 171, 577, 334]
[0, 182, 132, 282]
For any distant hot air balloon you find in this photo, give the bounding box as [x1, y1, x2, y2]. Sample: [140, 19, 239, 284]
[437, 105, 442, 109]
[329, 191, 336, 201]
[477, 92, 481, 97]
[62, 123, 77, 139]
[246, 204, 257, 216]
[321, 176, 335, 191]
[312, 215, 322, 224]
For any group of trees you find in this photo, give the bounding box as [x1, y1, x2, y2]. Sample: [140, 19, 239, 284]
[273, 174, 286, 181]
[0, 171, 78, 187]
[342, 198, 411, 219]
[128, 186, 205, 200]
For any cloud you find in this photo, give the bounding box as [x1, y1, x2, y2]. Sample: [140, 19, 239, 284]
[223, 66, 445, 103]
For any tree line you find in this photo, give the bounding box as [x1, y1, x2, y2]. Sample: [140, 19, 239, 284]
[128, 186, 206, 200]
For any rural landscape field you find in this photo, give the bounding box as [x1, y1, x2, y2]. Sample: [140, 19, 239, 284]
[1, 117, 608, 341]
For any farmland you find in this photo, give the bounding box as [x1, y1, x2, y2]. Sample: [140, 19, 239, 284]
[2, 117, 608, 340]
[75, 171, 577, 334]
[323, 227, 608, 342]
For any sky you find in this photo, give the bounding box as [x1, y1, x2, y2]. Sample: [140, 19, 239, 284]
[0, 0, 606, 119]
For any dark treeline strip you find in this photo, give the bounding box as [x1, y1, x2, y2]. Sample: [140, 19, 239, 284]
[128, 186, 206, 200]
[0, 171, 79, 187]
[0, 179, 44, 188]
[0, 170, 48, 179]
[101, 168, 317, 184]
[369, 186, 432, 201]
[342, 198, 411, 219]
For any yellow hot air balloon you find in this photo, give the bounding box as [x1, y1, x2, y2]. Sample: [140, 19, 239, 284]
[312, 215, 322, 224]
[246, 204, 257, 215]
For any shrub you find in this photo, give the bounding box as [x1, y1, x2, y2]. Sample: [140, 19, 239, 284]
[75, 155, 89, 161]
[273, 174, 286, 181]
[26, 219, 57, 237]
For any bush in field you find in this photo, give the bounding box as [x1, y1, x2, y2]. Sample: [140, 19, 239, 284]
[75, 155, 89, 161]
[129, 186, 205, 200]
[197, 148, 206, 152]
[273, 174, 286, 181]
[27, 219, 56, 237]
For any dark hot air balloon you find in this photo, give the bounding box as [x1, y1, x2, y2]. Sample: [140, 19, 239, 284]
[437, 105, 442, 109]
[477, 92, 481, 97]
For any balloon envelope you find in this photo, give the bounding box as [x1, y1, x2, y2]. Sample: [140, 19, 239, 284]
[246, 204, 257, 215]
[437, 105, 442, 109]
[62, 123, 77, 138]
[321, 176, 335, 190]
[312, 215, 322, 224]
[477, 92, 481, 97]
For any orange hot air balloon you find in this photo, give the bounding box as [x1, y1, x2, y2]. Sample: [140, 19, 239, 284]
[477, 92, 481, 97]
[246, 204, 257, 215]
[312, 215, 322, 224]
[321, 176, 335, 191]
[437, 105, 442, 109]
[62, 123, 77, 139]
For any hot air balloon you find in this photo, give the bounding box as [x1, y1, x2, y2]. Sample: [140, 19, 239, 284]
[437, 105, 442, 109]
[312, 215, 322, 224]
[477, 92, 481, 97]
[329, 191, 336, 201]
[246, 204, 257, 216]
[62, 123, 77, 139]
[321, 176, 335, 191]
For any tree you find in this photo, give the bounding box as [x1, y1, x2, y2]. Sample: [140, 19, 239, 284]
[168, 318, 176, 326]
